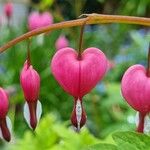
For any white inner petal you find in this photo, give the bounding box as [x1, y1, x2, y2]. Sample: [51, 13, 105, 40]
[23, 100, 42, 129]
[36, 100, 42, 124]
[0, 125, 3, 140]
[75, 99, 82, 130]
[6, 116, 12, 134]
[23, 102, 31, 129]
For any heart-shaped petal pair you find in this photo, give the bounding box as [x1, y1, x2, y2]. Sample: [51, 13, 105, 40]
[51, 47, 107, 99]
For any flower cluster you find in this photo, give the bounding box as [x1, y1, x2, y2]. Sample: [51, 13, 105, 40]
[0, 6, 149, 142]
[1, 35, 149, 141]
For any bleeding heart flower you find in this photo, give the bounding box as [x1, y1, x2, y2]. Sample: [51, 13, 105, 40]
[51, 47, 107, 130]
[0, 87, 12, 142]
[20, 61, 42, 130]
[55, 35, 69, 50]
[121, 64, 150, 132]
[4, 2, 13, 18]
[28, 11, 53, 31]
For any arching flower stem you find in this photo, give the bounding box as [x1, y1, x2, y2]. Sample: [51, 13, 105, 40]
[0, 14, 150, 53]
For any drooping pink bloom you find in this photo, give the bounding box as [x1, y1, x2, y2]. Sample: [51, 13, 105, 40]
[55, 35, 69, 50]
[4, 2, 13, 18]
[121, 64, 150, 132]
[51, 47, 107, 130]
[28, 11, 53, 31]
[0, 88, 11, 142]
[20, 61, 42, 130]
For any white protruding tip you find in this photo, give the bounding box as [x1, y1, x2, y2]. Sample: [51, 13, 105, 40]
[0, 127, 3, 140]
[76, 99, 82, 132]
[23, 102, 31, 129]
[6, 116, 12, 133]
[23, 100, 42, 129]
[77, 123, 80, 132]
[135, 112, 150, 134]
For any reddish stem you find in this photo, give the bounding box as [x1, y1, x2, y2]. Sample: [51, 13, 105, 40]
[27, 39, 31, 68]
[78, 25, 84, 59]
[136, 112, 146, 133]
[78, 18, 89, 59]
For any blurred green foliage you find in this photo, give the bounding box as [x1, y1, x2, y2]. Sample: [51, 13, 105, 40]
[0, 0, 150, 149]
[3, 114, 150, 150]
[8, 114, 100, 150]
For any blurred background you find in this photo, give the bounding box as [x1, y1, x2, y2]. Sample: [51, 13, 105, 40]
[0, 0, 150, 149]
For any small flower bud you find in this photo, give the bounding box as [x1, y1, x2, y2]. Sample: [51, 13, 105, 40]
[4, 2, 13, 18]
[0, 88, 11, 142]
[55, 35, 69, 50]
[20, 61, 42, 130]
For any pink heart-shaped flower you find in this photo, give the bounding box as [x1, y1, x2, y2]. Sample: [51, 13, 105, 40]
[55, 35, 69, 51]
[28, 11, 53, 31]
[51, 47, 107, 130]
[121, 64, 150, 113]
[51, 47, 107, 99]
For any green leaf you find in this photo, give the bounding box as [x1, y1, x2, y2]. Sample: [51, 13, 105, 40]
[117, 143, 137, 150]
[85, 143, 117, 150]
[112, 131, 150, 150]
